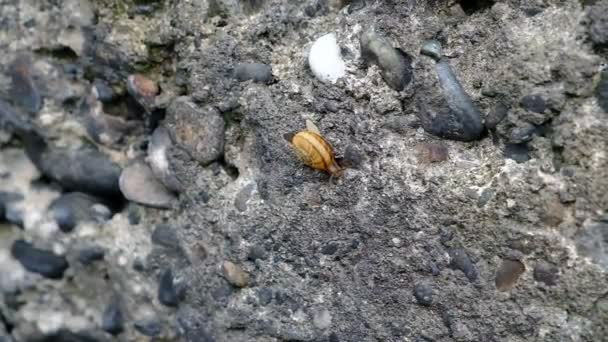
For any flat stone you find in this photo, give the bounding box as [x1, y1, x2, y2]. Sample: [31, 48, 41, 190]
[11, 240, 69, 279]
[222, 261, 249, 288]
[119, 161, 175, 209]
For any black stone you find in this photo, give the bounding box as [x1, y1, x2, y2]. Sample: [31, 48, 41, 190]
[50, 192, 111, 232]
[520, 94, 548, 114]
[258, 287, 273, 306]
[360, 28, 414, 91]
[234, 63, 273, 83]
[504, 143, 531, 163]
[36, 330, 99, 342]
[448, 248, 478, 282]
[508, 123, 537, 144]
[134, 319, 162, 337]
[93, 79, 115, 102]
[9, 57, 43, 115]
[247, 245, 267, 261]
[158, 268, 184, 307]
[127, 204, 141, 225]
[485, 102, 508, 130]
[329, 332, 340, 342]
[11, 240, 68, 279]
[417, 59, 484, 141]
[102, 297, 124, 335]
[596, 69, 608, 113]
[321, 242, 338, 255]
[533, 262, 559, 286]
[151, 224, 181, 250]
[413, 283, 433, 306]
[27, 146, 123, 199]
[0, 192, 23, 222]
[78, 246, 105, 265]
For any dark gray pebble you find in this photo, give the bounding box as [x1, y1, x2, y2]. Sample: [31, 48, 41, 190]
[503, 143, 531, 163]
[127, 204, 141, 225]
[533, 262, 559, 286]
[420, 40, 443, 62]
[102, 297, 124, 335]
[9, 57, 43, 114]
[329, 332, 340, 342]
[234, 63, 273, 83]
[508, 123, 537, 144]
[0, 191, 23, 222]
[78, 246, 105, 265]
[258, 287, 273, 306]
[158, 268, 185, 307]
[26, 144, 122, 199]
[36, 329, 100, 342]
[93, 79, 115, 102]
[495, 259, 526, 291]
[348, 0, 366, 13]
[418, 41, 484, 141]
[448, 248, 478, 282]
[321, 242, 339, 255]
[485, 102, 508, 130]
[596, 69, 608, 113]
[248, 245, 267, 261]
[360, 27, 413, 91]
[49, 192, 111, 232]
[11, 240, 69, 279]
[134, 319, 162, 336]
[151, 224, 181, 250]
[520, 94, 548, 114]
[234, 183, 255, 212]
[413, 283, 433, 306]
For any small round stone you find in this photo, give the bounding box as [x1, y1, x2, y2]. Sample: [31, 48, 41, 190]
[420, 40, 443, 61]
[222, 261, 249, 288]
[413, 283, 433, 306]
[11, 240, 69, 279]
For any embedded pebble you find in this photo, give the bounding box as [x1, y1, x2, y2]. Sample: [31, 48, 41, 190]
[9, 56, 43, 114]
[119, 161, 176, 209]
[258, 287, 273, 306]
[151, 224, 181, 250]
[597, 69, 608, 113]
[485, 102, 508, 130]
[418, 40, 484, 141]
[420, 40, 443, 62]
[508, 123, 537, 144]
[413, 283, 433, 306]
[533, 262, 559, 286]
[247, 245, 267, 261]
[348, 0, 366, 13]
[495, 259, 525, 291]
[77, 246, 105, 265]
[448, 248, 478, 282]
[83, 88, 138, 147]
[102, 297, 124, 335]
[0, 191, 23, 222]
[234, 183, 255, 212]
[222, 261, 249, 288]
[166, 97, 225, 165]
[11, 240, 69, 279]
[308, 33, 346, 84]
[503, 143, 531, 163]
[127, 74, 159, 112]
[585, 2, 608, 50]
[49, 192, 111, 232]
[147, 126, 183, 193]
[25, 142, 122, 198]
[520, 94, 548, 114]
[134, 319, 162, 337]
[234, 62, 273, 83]
[360, 27, 413, 91]
[93, 79, 115, 102]
[158, 268, 185, 307]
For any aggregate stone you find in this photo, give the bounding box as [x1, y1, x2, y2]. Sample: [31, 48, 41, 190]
[413, 283, 433, 306]
[49, 192, 111, 232]
[10, 240, 69, 279]
[102, 297, 125, 335]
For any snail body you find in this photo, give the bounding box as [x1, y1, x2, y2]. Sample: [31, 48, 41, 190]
[287, 120, 343, 178]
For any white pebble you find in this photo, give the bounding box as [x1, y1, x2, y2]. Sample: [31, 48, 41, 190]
[308, 33, 345, 83]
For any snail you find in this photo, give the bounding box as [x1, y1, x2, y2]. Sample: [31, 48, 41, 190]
[285, 120, 344, 179]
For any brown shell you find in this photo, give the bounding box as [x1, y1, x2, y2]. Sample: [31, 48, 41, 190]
[290, 131, 341, 176]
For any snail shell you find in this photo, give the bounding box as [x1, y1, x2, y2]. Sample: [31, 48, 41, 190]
[287, 120, 342, 177]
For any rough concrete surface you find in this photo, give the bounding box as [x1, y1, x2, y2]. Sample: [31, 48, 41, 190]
[0, 0, 607, 341]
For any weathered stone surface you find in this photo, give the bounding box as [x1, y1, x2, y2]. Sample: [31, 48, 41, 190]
[165, 97, 225, 165]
